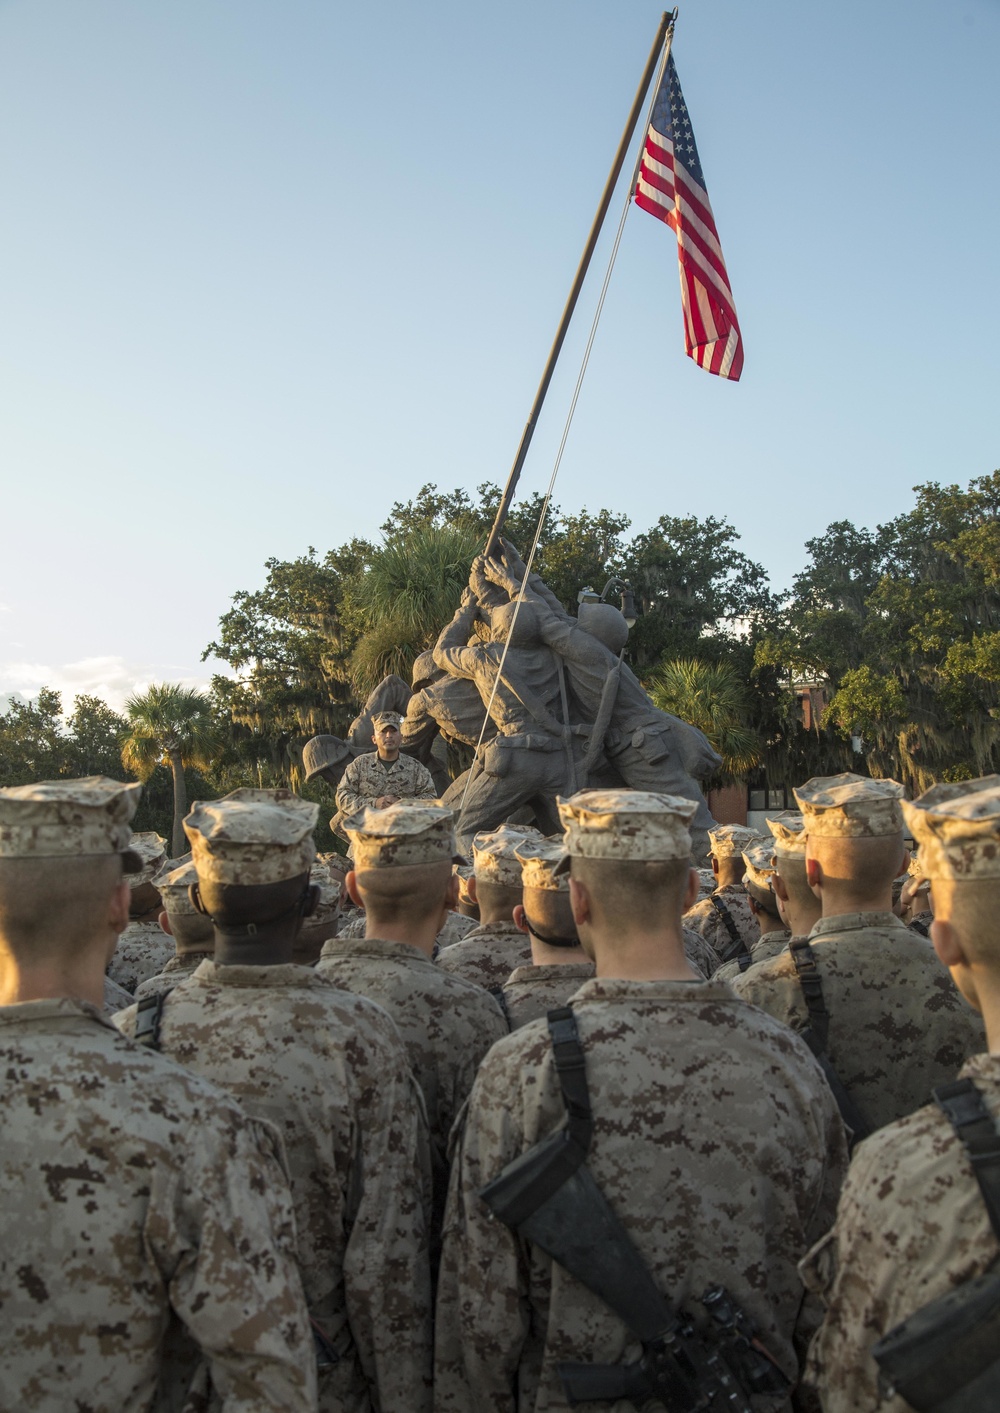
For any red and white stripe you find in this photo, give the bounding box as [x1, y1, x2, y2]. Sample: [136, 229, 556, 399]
[635, 128, 743, 381]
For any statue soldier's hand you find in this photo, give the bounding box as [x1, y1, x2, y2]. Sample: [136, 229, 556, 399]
[500, 539, 529, 580]
[483, 553, 519, 596]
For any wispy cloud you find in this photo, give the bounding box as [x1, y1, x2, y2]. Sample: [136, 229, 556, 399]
[0, 656, 215, 713]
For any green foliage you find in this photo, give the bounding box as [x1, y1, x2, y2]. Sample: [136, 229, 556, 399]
[646, 659, 762, 783]
[9, 468, 1000, 813]
[0, 688, 79, 783]
[121, 684, 217, 780]
[347, 524, 485, 693]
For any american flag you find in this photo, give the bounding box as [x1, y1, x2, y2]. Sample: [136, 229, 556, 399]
[635, 52, 743, 380]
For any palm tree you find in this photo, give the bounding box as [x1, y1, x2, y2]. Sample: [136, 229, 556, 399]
[121, 684, 218, 856]
[348, 524, 485, 693]
[646, 658, 762, 783]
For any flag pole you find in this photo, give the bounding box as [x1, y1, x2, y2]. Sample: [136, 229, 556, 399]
[484, 9, 676, 558]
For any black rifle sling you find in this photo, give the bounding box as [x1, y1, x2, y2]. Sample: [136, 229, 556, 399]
[788, 940, 871, 1142]
[935, 1078, 1000, 1241]
[133, 988, 173, 1050]
[709, 894, 744, 948]
[547, 1006, 594, 1152]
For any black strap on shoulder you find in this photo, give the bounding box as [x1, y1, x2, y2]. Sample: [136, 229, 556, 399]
[133, 989, 173, 1050]
[488, 985, 512, 1030]
[710, 894, 743, 946]
[934, 1078, 1000, 1241]
[547, 1006, 593, 1154]
[710, 894, 752, 968]
[788, 939, 871, 1143]
[788, 938, 830, 1051]
[738, 947, 755, 973]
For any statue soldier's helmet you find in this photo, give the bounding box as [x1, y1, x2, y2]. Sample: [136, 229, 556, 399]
[411, 651, 437, 690]
[577, 602, 630, 655]
[302, 734, 353, 784]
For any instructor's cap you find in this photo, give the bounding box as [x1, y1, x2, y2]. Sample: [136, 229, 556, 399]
[185, 788, 318, 885]
[127, 831, 167, 889]
[344, 800, 462, 869]
[902, 776, 1000, 879]
[742, 839, 777, 891]
[473, 824, 542, 885]
[151, 858, 199, 916]
[794, 773, 905, 838]
[515, 837, 570, 892]
[766, 811, 806, 859]
[708, 825, 761, 859]
[371, 711, 403, 731]
[557, 788, 697, 866]
[0, 776, 144, 869]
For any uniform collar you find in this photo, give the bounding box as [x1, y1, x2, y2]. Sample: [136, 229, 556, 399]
[162, 951, 213, 973]
[464, 919, 524, 939]
[0, 995, 116, 1030]
[188, 958, 323, 989]
[569, 976, 735, 1004]
[809, 910, 909, 939]
[319, 935, 438, 971]
[506, 962, 594, 985]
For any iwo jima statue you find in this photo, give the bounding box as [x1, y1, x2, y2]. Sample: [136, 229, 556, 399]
[303, 539, 719, 861]
[303, 2, 738, 862]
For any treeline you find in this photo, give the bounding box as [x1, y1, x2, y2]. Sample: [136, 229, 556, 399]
[4, 470, 1000, 842]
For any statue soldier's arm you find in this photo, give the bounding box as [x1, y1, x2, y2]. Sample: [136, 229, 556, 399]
[433, 591, 483, 682]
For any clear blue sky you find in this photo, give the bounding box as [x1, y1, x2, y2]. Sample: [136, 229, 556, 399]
[1, 0, 998, 707]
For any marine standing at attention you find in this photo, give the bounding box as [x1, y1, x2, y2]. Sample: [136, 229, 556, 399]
[434, 788, 847, 1412]
[801, 775, 1000, 1411]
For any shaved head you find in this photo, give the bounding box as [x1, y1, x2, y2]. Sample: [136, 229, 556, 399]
[571, 856, 693, 932]
[773, 854, 821, 936]
[0, 855, 126, 964]
[806, 832, 908, 912]
[353, 861, 453, 929]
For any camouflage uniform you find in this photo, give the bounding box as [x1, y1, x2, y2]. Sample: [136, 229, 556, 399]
[499, 961, 595, 1030]
[118, 961, 433, 1413]
[133, 950, 214, 1000]
[105, 919, 175, 994]
[683, 882, 758, 963]
[730, 912, 986, 1131]
[714, 926, 791, 983]
[434, 976, 849, 1411]
[436, 909, 479, 948]
[0, 995, 316, 1413]
[800, 1051, 1000, 1412]
[434, 918, 532, 990]
[102, 974, 134, 1015]
[336, 750, 437, 818]
[316, 937, 507, 1164]
[682, 925, 722, 977]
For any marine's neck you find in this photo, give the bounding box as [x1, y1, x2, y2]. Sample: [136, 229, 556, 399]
[362, 910, 443, 958]
[818, 886, 894, 920]
[212, 926, 296, 967]
[530, 936, 589, 967]
[0, 952, 107, 1008]
[589, 926, 699, 982]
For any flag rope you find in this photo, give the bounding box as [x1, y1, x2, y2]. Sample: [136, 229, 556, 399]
[460, 24, 675, 812]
